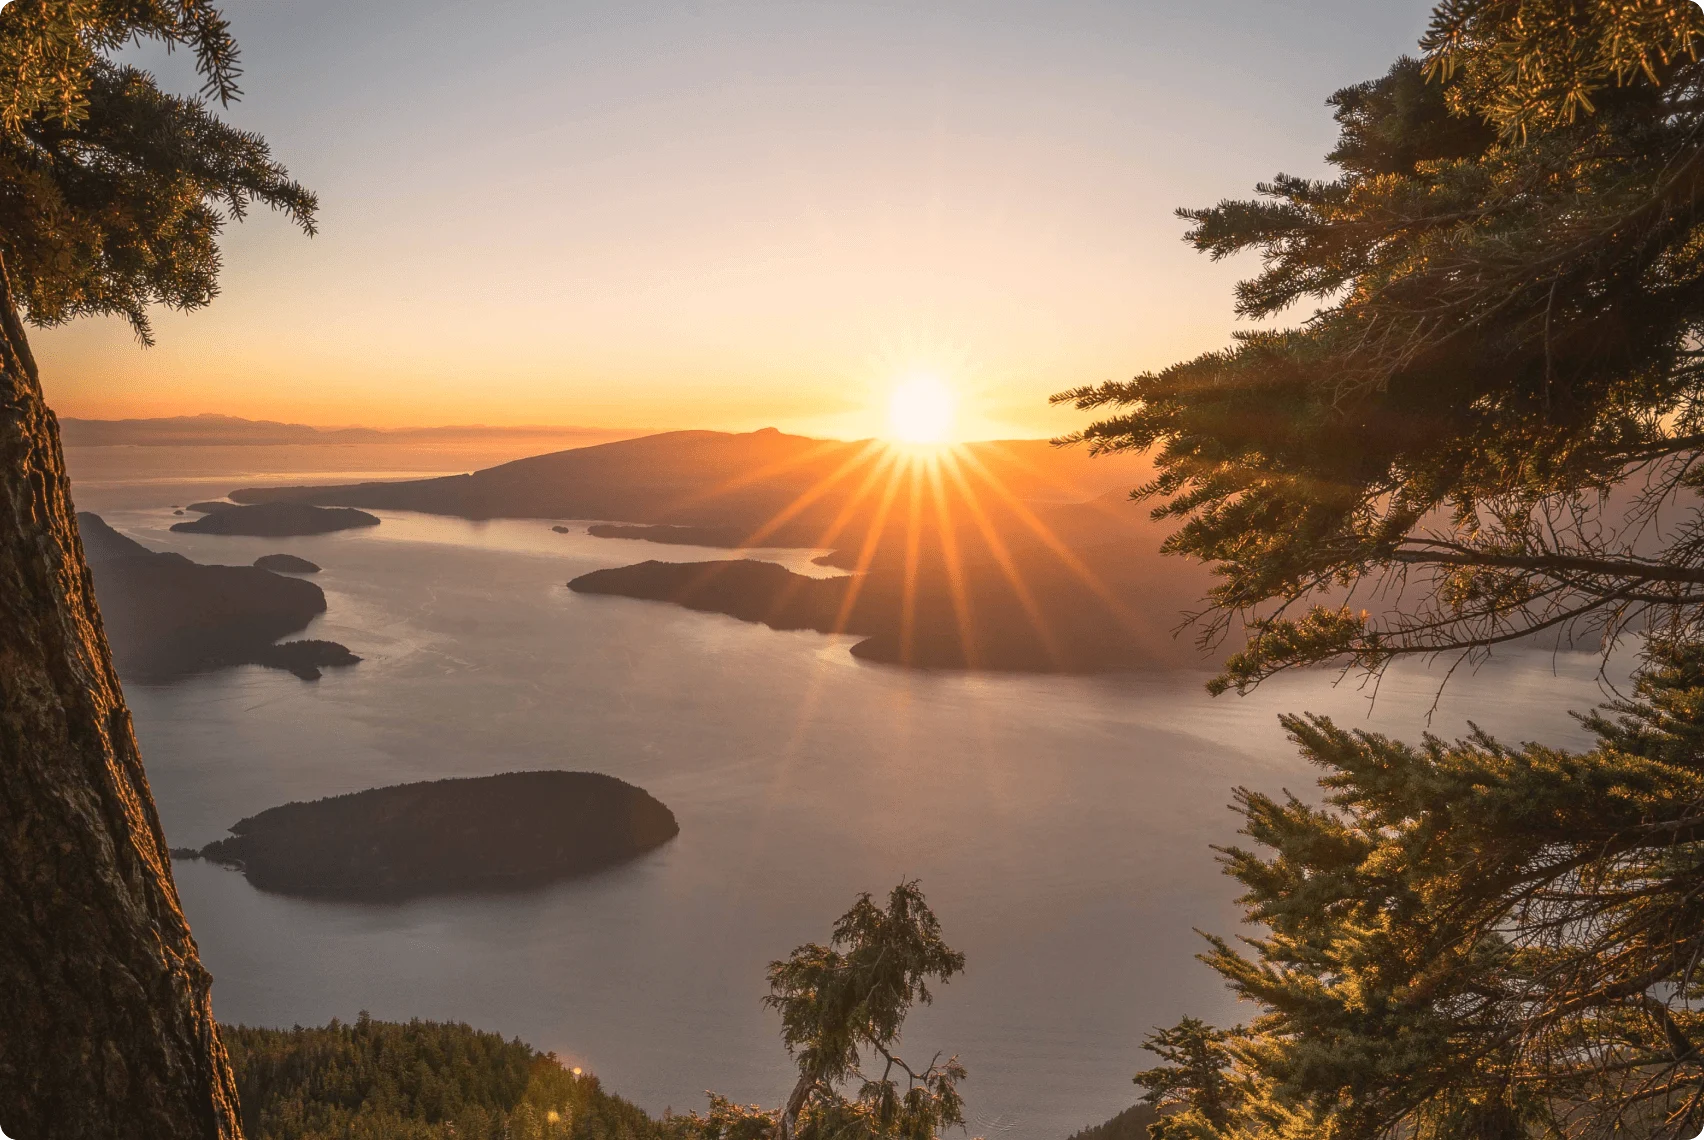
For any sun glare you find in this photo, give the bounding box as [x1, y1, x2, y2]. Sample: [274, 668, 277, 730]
[885, 375, 957, 444]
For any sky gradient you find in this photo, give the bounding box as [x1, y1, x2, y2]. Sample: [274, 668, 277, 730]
[37, 1, 1429, 438]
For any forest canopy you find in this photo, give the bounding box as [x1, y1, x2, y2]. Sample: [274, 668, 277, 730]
[223, 1016, 667, 1140]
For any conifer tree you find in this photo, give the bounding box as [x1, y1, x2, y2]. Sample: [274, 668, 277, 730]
[1137, 640, 1704, 1140]
[1064, 4, 1704, 1138]
[1055, 1, 1704, 692]
[685, 882, 971, 1140]
[0, 4, 314, 1136]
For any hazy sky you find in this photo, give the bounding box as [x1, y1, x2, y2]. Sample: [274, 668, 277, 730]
[37, 1, 1429, 437]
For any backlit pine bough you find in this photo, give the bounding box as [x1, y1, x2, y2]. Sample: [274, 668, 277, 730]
[1133, 646, 1704, 1140]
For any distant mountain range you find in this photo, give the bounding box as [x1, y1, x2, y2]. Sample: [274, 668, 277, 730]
[60, 413, 631, 449]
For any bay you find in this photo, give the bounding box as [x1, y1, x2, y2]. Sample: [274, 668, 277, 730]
[67, 445, 1619, 1140]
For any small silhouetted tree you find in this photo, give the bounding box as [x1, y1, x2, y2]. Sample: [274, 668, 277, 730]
[684, 882, 971, 1140]
[0, 4, 314, 1137]
[1130, 1019, 1237, 1140]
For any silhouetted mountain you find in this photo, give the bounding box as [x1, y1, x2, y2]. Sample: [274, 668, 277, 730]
[228, 428, 1147, 530]
[227, 429, 1221, 670]
[78, 513, 358, 680]
[194, 771, 679, 900]
[171, 502, 380, 537]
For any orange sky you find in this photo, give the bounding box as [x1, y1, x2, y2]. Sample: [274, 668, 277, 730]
[31, 1, 1428, 439]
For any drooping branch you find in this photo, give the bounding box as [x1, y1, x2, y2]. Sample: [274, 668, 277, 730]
[1391, 545, 1704, 586]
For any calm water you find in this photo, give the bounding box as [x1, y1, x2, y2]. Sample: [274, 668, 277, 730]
[68, 446, 1621, 1139]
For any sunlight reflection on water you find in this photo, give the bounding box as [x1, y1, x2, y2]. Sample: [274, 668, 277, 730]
[71, 461, 1627, 1140]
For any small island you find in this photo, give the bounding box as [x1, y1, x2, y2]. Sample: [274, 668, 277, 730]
[246, 639, 360, 680]
[185, 500, 237, 513]
[254, 553, 321, 573]
[192, 771, 679, 900]
[587, 523, 745, 547]
[171, 501, 380, 537]
[551, 525, 571, 534]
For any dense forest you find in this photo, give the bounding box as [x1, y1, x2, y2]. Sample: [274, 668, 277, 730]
[223, 1017, 669, 1140]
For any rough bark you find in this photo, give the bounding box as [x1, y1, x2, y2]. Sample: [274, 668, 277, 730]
[0, 253, 243, 1136]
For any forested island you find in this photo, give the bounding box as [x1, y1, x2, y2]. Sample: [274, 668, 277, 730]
[171, 501, 380, 536]
[253, 553, 321, 573]
[79, 513, 358, 680]
[587, 523, 746, 547]
[568, 540, 1203, 672]
[190, 771, 679, 900]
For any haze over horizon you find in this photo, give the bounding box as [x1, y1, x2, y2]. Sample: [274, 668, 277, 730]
[33, 1, 1424, 440]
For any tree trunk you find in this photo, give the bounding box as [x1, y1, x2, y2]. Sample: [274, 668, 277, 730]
[0, 256, 242, 1137]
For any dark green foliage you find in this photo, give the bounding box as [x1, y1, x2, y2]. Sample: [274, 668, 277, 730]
[1065, 1104, 1159, 1140]
[1054, 1, 1704, 692]
[0, 2, 315, 342]
[1130, 1020, 1236, 1140]
[683, 883, 970, 1140]
[1133, 639, 1704, 1140]
[223, 1015, 668, 1140]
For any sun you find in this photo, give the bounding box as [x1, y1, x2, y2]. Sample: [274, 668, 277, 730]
[885, 374, 957, 444]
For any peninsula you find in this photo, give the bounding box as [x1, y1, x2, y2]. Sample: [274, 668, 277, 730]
[192, 771, 679, 900]
[568, 545, 1206, 672]
[80, 513, 359, 680]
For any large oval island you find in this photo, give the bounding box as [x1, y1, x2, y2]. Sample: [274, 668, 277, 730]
[191, 771, 678, 900]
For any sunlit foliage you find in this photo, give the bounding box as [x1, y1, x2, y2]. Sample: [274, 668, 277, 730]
[1055, 1, 1704, 692]
[0, 1, 314, 342]
[1136, 638, 1704, 1139]
[223, 1015, 665, 1140]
